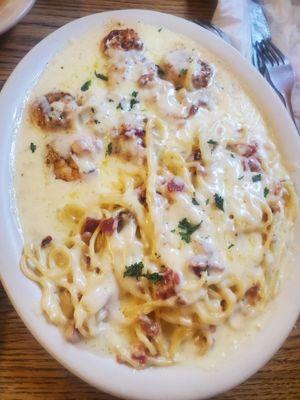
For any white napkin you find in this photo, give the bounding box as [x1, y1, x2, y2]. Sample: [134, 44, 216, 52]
[212, 0, 300, 130]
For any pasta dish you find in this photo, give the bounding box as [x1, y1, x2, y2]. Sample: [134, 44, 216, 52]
[16, 21, 298, 368]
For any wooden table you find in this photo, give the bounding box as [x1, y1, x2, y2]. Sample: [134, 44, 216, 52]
[0, 1, 299, 399]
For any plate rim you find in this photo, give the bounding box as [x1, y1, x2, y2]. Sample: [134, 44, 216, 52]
[0, 0, 36, 35]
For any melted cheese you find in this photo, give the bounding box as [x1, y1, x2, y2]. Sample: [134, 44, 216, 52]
[15, 21, 298, 367]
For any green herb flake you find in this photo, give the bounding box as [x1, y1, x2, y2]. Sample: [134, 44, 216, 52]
[158, 27, 162, 32]
[252, 174, 262, 183]
[264, 187, 269, 198]
[207, 139, 218, 152]
[207, 139, 218, 146]
[106, 142, 113, 156]
[145, 272, 163, 283]
[123, 262, 144, 279]
[108, 98, 114, 103]
[170, 228, 176, 233]
[94, 71, 108, 81]
[116, 102, 123, 110]
[214, 193, 224, 211]
[192, 197, 199, 206]
[130, 98, 139, 110]
[180, 68, 188, 76]
[238, 175, 244, 180]
[177, 218, 202, 243]
[30, 142, 36, 153]
[205, 198, 210, 206]
[131, 91, 138, 98]
[81, 80, 91, 92]
[228, 243, 235, 249]
[230, 153, 235, 158]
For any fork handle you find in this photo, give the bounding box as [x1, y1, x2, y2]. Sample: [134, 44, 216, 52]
[281, 92, 297, 126]
[282, 91, 297, 126]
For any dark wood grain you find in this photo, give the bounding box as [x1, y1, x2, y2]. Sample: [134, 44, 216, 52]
[0, 1, 299, 399]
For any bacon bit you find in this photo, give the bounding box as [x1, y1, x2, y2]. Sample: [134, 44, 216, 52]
[188, 104, 199, 117]
[102, 29, 143, 53]
[41, 235, 52, 248]
[176, 296, 187, 306]
[99, 217, 118, 235]
[191, 264, 208, 277]
[131, 344, 148, 365]
[139, 314, 160, 338]
[208, 265, 225, 274]
[85, 255, 91, 267]
[120, 124, 145, 139]
[81, 217, 100, 244]
[116, 354, 126, 364]
[245, 285, 261, 306]
[119, 124, 146, 147]
[242, 156, 262, 172]
[82, 217, 100, 234]
[64, 325, 81, 344]
[192, 61, 213, 89]
[167, 178, 185, 193]
[154, 267, 180, 300]
[193, 148, 202, 161]
[117, 211, 132, 232]
[274, 182, 283, 196]
[138, 70, 155, 87]
[227, 142, 258, 158]
[137, 187, 147, 205]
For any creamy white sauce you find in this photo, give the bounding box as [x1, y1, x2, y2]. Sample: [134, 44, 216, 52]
[14, 21, 297, 367]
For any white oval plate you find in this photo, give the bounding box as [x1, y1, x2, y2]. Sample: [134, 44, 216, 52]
[0, 10, 299, 400]
[0, 0, 35, 35]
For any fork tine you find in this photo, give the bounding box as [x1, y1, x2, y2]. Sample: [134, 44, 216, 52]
[261, 40, 277, 66]
[265, 40, 287, 65]
[264, 40, 282, 66]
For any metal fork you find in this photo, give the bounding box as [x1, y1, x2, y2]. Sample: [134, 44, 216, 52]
[255, 39, 296, 124]
[193, 20, 231, 44]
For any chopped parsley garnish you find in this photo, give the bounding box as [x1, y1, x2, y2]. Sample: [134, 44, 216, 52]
[252, 174, 262, 182]
[230, 153, 235, 158]
[94, 119, 100, 124]
[30, 142, 36, 153]
[205, 198, 210, 206]
[81, 80, 91, 91]
[106, 142, 113, 156]
[123, 262, 144, 279]
[108, 98, 114, 102]
[130, 98, 139, 110]
[158, 27, 162, 32]
[145, 272, 163, 283]
[177, 218, 202, 243]
[207, 139, 218, 146]
[207, 139, 218, 152]
[192, 196, 199, 205]
[94, 71, 108, 81]
[131, 90, 138, 98]
[214, 193, 224, 211]
[264, 187, 269, 198]
[179, 68, 188, 76]
[123, 261, 163, 284]
[228, 243, 235, 249]
[238, 175, 244, 180]
[116, 102, 123, 110]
